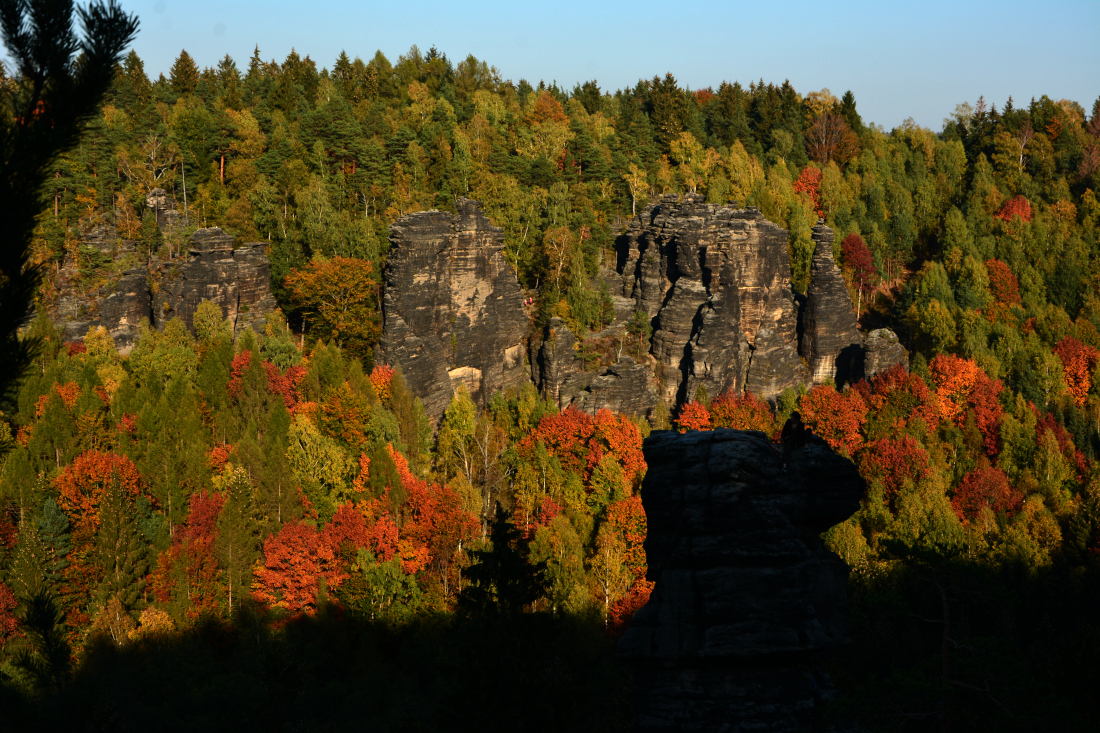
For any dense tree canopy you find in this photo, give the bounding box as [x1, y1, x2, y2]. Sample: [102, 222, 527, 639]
[1, 40, 1100, 730]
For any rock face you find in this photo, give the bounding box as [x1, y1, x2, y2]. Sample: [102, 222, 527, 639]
[863, 327, 909, 379]
[51, 224, 278, 353]
[153, 229, 278, 338]
[618, 428, 864, 732]
[379, 198, 528, 421]
[801, 222, 862, 385]
[616, 194, 807, 403]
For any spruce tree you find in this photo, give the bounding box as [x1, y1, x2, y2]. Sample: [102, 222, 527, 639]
[169, 49, 199, 97]
[94, 479, 149, 610]
[215, 467, 261, 613]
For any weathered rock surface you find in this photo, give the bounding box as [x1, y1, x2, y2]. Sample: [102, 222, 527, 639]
[618, 428, 864, 732]
[153, 229, 278, 338]
[51, 224, 278, 353]
[379, 198, 528, 421]
[616, 194, 808, 403]
[801, 222, 862, 385]
[863, 327, 909, 379]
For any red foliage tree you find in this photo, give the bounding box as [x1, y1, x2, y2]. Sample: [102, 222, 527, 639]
[675, 401, 711, 433]
[523, 406, 597, 478]
[793, 165, 823, 218]
[951, 465, 1022, 523]
[227, 349, 253, 399]
[263, 362, 307, 410]
[995, 195, 1033, 223]
[54, 450, 144, 536]
[708, 390, 774, 433]
[840, 233, 878, 294]
[0, 582, 18, 645]
[859, 436, 931, 500]
[150, 491, 225, 618]
[1054, 336, 1100, 406]
[985, 259, 1020, 306]
[798, 385, 868, 455]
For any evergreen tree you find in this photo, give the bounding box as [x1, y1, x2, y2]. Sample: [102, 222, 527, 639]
[169, 49, 200, 97]
[458, 503, 546, 616]
[215, 467, 261, 613]
[94, 478, 149, 609]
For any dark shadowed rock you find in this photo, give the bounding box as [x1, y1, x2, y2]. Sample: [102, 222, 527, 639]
[618, 428, 863, 732]
[153, 230, 278, 338]
[379, 198, 528, 422]
[801, 222, 861, 384]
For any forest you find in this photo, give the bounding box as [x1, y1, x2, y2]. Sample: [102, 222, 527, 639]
[1, 41, 1100, 730]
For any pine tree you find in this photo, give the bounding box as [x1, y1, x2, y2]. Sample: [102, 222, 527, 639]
[458, 503, 546, 615]
[36, 498, 72, 585]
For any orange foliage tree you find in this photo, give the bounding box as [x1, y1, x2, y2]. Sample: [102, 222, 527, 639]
[675, 401, 711, 432]
[284, 256, 380, 362]
[54, 450, 144, 536]
[1054, 336, 1100, 406]
[929, 354, 1004, 454]
[793, 165, 823, 217]
[798, 385, 868, 455]
[708, 390, 774, 433]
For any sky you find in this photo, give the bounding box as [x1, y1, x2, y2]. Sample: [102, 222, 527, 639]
[119, 0, 1098, 130]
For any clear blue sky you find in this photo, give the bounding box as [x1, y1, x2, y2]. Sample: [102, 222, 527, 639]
[121, 0, 1097, 130]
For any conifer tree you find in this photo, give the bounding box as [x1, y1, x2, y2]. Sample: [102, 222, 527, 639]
[215, 466, 261, 613]
[169, 49, 199, 97]
[94, 478, 149, 609]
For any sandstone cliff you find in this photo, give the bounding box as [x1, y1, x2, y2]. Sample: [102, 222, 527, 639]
[379, 198, 528, 421]
[52, 221, 278, 353]
[801, 221, 862, 385]
[618, 428, 864, 731]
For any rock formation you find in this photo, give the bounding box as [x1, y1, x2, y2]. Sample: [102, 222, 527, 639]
[153, 228, 278, 338]
[800, 221, 862, 385]
[614, 194, 807, 403]
[618, 428, 864, 732]
[379, 198, 528, 422]
[863, 327, 909, 379]
[52, 223, 278, 353]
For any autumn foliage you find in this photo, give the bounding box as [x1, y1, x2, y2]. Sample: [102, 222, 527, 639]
[54, 450, 144, 535]
[798, 384, 867, 455]
[675, 401, 711, 432]
[841, 233, 878, 294]
[996, 195, 1033, 223]
[1054, 336, 1099, 406]
[793, 165, 823, 217]
[951, 465, 1022, 523]
[708, 390, 774, 433]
